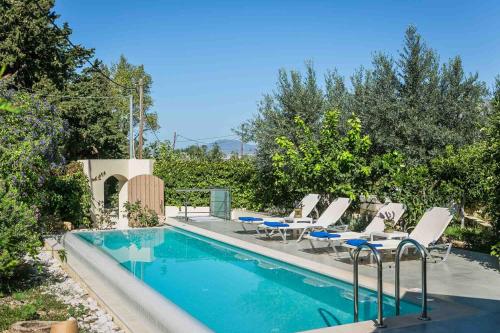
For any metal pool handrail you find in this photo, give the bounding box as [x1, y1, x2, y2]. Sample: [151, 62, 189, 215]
[353, 243, 386, 328]
[395, 238, 431, 321]
[175, 188, 231, 221]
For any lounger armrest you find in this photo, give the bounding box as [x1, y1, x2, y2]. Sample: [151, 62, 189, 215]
[290, 217, 314, 224]
[369, 231, 409, 241]
[330, 224, 349, 232]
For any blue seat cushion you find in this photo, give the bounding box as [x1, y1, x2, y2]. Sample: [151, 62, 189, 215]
[263, 221, 289, 228]
[310, 231, 341, 239]
[346, 239, 383, 247]
[238, 217, 264, 222]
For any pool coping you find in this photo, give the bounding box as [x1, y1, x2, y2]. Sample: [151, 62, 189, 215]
[165, 219, 482, 333]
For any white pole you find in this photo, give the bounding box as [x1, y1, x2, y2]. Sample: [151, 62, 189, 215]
[129, 94, 135, 159]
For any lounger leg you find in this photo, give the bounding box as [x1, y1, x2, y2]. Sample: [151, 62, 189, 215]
[242, 223, 247, 232]
[443, 243, 452, 262]
[308, 239, 317, 252]
[297, 227, 309, 242]
[330, 241, 340, 257]
[277, 229, 287, 243]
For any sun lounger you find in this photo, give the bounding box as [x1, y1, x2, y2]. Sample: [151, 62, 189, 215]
[304, 202, 406, 253]
[343, 207, 455, 262]
[234, 193, 320, 232]
[257, 197, 351, 242]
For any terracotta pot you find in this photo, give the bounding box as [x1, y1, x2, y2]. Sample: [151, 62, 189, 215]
[50, 318, 78, 333]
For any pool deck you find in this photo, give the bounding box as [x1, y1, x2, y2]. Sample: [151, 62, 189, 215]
[166, 217, 500, 333]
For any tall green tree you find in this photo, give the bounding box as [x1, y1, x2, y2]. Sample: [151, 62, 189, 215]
[352, 25, 487, 161]
[250, 62, 325, 206]
[486, 77, 500, 239]
[51, 64, 128, 160]
[0, 0, 93, 89]
[110, 55, 159, 152]
[272, 110, 372, 204]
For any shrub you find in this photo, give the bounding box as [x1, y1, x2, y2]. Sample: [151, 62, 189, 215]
[491, 242, 500, 259]
[153, 144, 260, 209]
[124, 201, 159, 228]
[0, 81, 66, 282]
[0, 188, 41, 284]
[43, 162, 91, 229]
[444, 224, 496, 253]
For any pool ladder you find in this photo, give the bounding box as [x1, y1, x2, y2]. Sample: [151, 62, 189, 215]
[395, 239, 430, 321]
[352, 239, 430, 328]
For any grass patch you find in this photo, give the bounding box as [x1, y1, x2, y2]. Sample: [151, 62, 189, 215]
[0, 257, 91, 332]
[0, 284, 89, 331]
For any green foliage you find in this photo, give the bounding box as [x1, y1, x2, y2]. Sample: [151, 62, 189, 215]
[153, 143, 260, 209]
[491, 242, 500, 259]
[109, 55, 159, 149]
[0, 80, 69, 281]
[352, 26, 487, 161]
[43, 162, 92, 229]
[0, 0, 93, 89]
[250, 62, 326, 207]
[444, 225, 497, 253]
[272, 110, 372, 202]
[0, 282, 90, 331]
[0, 190, 40, 283]
[36, 65, 128, 160]
[124, 201, 159, 228]
[485, 77, 500, 241]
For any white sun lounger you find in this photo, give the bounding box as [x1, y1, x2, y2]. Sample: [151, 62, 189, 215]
[343, 207, 455, 262]
[257, 197, 351, 242]
[234, 194, 320, 232]
[304, 202, 406, 253]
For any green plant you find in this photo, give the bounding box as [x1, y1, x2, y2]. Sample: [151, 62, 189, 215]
[57, 249, 67, 263]
[272, 110, 372, 203]
[444, 225, 496, 253]
[491, 242, 500, 259]
[0, 189, 41, 284]
[43, 162, 92, 229]
[124, 201, 159, 228]
[153, 143, 260, 209]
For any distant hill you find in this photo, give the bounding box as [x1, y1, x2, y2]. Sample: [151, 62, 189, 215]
[208, 139, 256, 156]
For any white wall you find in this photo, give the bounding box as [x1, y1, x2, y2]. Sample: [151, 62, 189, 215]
[79, 159, 155, 229]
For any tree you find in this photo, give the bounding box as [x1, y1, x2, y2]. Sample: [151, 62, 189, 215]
[351, 26, 487, 161]
[250, 62, 325, 206]
[110, 55, 159, 154]
[232, 122, 252, 157]
[35, 63, 128, 160]
[0, 81, 66, 282]
[485, 77, 500, 240]
[272, 110, 372, 204]
[0, 0, 93, 89]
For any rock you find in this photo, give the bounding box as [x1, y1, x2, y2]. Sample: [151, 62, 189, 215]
[9, 321, 58, 333]
[34, 252, 125, 333]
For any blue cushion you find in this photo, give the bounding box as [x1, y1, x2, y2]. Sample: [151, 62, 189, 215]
[346, 239, 368, 247]
[310, 231, 341, 239]
[263, 221, 289, 228]
[346, 239, 383, 248]
[238, 217, 264, 222]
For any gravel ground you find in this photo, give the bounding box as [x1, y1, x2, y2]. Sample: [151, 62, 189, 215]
[38, 251, 124, 333]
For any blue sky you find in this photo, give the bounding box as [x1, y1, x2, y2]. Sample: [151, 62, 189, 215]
[55, 0, 500, 145]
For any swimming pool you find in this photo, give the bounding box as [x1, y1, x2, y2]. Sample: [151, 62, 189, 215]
[77, 228, 419, 333]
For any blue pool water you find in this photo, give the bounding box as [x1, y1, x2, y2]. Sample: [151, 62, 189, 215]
[77, 228, 420, 333]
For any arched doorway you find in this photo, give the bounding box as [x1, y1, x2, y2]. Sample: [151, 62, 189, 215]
[103, 174, 128, 224]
